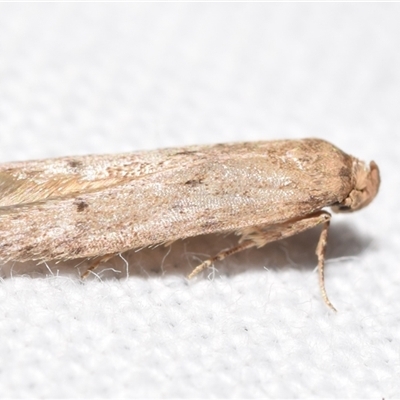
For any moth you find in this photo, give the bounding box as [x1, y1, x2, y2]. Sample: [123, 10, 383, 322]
[0, 138, 380, 310]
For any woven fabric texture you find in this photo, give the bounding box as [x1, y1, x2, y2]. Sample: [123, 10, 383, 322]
[0, 4, 399, 398]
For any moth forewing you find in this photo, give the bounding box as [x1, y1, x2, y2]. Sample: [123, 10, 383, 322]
[0, 138, 380, 310]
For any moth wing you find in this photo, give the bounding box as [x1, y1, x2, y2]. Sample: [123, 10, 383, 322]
[0, 148, 203, 207]
[0, 148, 350, 262]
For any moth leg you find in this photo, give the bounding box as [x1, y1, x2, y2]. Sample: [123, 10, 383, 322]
[315, 215, 334, 311]
[239, 210, 334, 311]
[187, 240, 257, 279]
[188, 210, 335, 311]
[81, 254, 115, 279]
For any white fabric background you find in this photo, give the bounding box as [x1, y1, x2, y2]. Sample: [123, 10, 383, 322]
[0, 3, 399, 398]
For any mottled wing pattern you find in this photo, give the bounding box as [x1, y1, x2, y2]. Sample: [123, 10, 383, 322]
[0, 139, 354, 262]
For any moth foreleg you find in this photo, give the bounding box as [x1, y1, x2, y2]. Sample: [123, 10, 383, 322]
[188, 211, 335, 311]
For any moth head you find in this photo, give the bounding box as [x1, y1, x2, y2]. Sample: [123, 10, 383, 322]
[332, 159, 380, 213]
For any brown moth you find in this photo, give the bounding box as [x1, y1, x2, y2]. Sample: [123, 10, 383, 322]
[0, 138, 380, 310]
